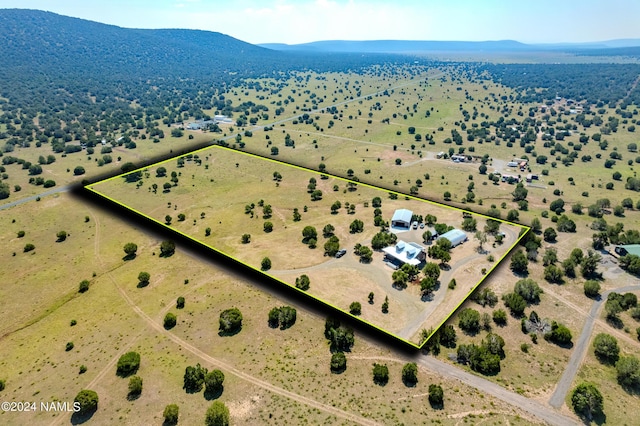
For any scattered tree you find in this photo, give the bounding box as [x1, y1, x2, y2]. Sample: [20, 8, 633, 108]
[117, 352, 141, 377]
[571, 382, 604, 421]
[74, 389, 99, 415]
[372, 363, 389, 385]
[261, 257, 271, 271]
[330, 352, 347, 373]
[428, 384, 444, 408]
[402, 362, 418, 386]
[205, 401, 230, 426]
[219, 308, 243, 335]
[128, 375, 143, 399]
[163, 404, 179, 425]
[593, 333, 619, 364]
[164, 312, 177, 329]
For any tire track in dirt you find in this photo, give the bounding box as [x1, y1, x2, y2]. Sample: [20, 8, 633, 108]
[55, 209, 381, 426]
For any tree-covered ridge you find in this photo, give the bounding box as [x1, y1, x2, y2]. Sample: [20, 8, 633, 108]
[480, 63, 640, 106]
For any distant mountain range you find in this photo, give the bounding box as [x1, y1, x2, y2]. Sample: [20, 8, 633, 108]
[0, 7, 638, 87]
[259, 39, 640, 54]
[0, 8, 284, 80]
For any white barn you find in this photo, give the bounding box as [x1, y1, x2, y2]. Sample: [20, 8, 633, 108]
[438, 229, 467, 247]
[391, 209, 413, 229]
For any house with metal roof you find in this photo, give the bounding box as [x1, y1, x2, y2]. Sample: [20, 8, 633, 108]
[391, 209, 413, 229]
[382, 240, 425, 266]
[437, 229, 467, 247]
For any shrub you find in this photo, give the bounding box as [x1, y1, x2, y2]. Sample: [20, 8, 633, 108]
[584, 280, 601, 298]
[372, 363, 389, 385]
[428, 384, 444, 407]
[204, 369, 225, 394]
[23, 243, 35, 252]
[78, 280, 90, 293]
[137, 271, 150, 286]
[164, 313, 177, 329]
[593, 333, 619, 364]
[261, 257, 271, 271]
[615, 355, 640, 388]
[545, 321, 572, 345]
[163, 404, 179, 425]
[401, 362, 418, 386]
[74, 389, 99, 415]
[571, 383, 603, 420]
[219, 308, 243, 334]
[458, 308, 480, 333]
[493, 309, 507, 325]
[176, 296, 185, 309]
[183, 363, 207, 393]
[65, 342, 74, 351]
[330, 352, 347, 373]
[295, 274, 310, 290]
[160, 240, 175, 257]
[205, 401, 230, 426]
[128, 375, 143, 398]
[349, 301, 361, 315]
[116, 351, 141, 376]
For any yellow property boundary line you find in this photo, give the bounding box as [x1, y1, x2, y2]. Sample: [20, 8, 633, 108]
[86, 145, 530, 350]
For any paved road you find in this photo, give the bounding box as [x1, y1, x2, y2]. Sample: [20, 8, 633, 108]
[548, 283, 640, 409]
[0, 184, 73, 211]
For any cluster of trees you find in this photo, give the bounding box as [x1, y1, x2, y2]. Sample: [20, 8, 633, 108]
[268, 306, 297, 329]
[183, 363, 225, 398]
[457, 332, 506, 375]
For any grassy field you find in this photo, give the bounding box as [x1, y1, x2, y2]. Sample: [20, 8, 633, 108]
[2, 63, 640, 424]
[0, 193, 543, 425]
[89, 146, 523, 346]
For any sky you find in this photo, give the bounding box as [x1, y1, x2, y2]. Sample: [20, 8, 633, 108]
[1, 0, 640, 45]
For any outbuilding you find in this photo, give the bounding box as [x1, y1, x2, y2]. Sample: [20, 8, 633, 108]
[391, 209, 413, 229]
[614, 244, 640, 257]
[438, 229, 467, 247]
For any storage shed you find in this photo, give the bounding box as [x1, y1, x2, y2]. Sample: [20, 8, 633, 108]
[391, 209, 413, 229]
[438, 229, 467, 247]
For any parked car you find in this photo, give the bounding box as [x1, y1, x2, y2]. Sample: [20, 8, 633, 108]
[335, 249, 347, 258]
[412, 221, 419, 229]
[419, 223, 425, 229]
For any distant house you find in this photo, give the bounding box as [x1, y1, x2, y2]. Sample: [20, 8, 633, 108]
[614, 244, 640, 257]
[391, 209, 413, 229]
[438, 229, 467, 247]
[382, 240, 426, 266]
[501, 174, 520, 183]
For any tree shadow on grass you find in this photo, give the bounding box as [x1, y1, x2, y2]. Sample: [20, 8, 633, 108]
[620, 383, 640, 397]
[136, 281, 149, 288]
[204, 386, 223, 401]
[428, 400, 444, 410]
[218, 327, 242, 337]
[126, 391, 141, 401]
[578, 411, 607, 425]
[71, 408, 97, 425]
[122, 253, 137, 261]
[402, 377, 417, 388]
[606, 315, 624, 329]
